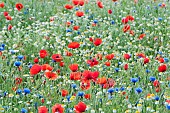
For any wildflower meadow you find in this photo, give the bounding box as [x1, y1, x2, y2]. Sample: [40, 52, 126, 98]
[0, 0, 170, 113]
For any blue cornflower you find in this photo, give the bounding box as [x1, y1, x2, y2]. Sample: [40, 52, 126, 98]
[149, 76, 156, 82]
[10, 50, 15, 54]
[18, 55, 24, 60]
[66, 95, 71, 101]
[77, 91, 84, 97]
[118, 62, 122, 65]
[4, 91, 7, 96]
[21, 108, 28, 113]
[16, 89, 22, 95]
[71, 84, 77, 88]
[166, 104, 170, 110]
[77, 31, 81, 35]
[155, 96, 159, 101]
[115, 88, 119, 92]
[115, 68, 119, 72]
[1, 44, 5, 47]
[158, 3, 162, 7]
[75, 8, 79, 11]
[158, 17, 162, 21]
[66, 29, 72, 32]
[70, 20, 74, 23]
[120, 87, 125, 91]
[131, 78, 138, 83]
[146, 69, 150, 73]
[164, 58, 169, 62]
[23, 88, 30, 94]
[111, 20, 115, 24]
[14, 61, 21, 67]
[135, 87, 142, 93]
[93, 20, 98, 24]
[0, 47, 4, 51]
[108, 88, 114, 93]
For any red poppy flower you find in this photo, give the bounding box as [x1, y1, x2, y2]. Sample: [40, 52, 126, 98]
[158, 64, 167, 72]
[122, 17, 129, 24]
[6, 16, 12, 20]
[69, 64, 78, 72]
[82, 70, 93, 80]
[153, 80, 160, 87]
[103, 78, 116, 89]
[52, 54, 63, 62]
[70, 72, 81, 80]
[72, 0, 80, 5]
[108, 9, 112, 14]
[57, 69, 60, 74]
[96, 53, 102, 60]
[45, 71, 58, 80]
[12, 86, 17, 91]
[73, 0, 85, 6]
[84, 94, 91, 99]
[39, 50, 48, 58]
[166, 100, 170, 104]
[159, 58, 164, 63]
[97, 77, 107, 85]
[105, 61, 111, 66]
[123, 24, 130, 33]
[112, 0, 118, 2]
[41, 98, 45, 103]
[80, 80, 91, 90]
[89, 37, 93, 42]
[41, 64, 53, 71]
[136, 53, 146, 58]
[34, 57, 39, 63]
[92, 23, 97, 27]
[61, 89, 68, 97]
[87, 58, 99, 67]
[93, 38, 102, 46]
[97, 1, 103, 8]
[64, 4, 73, 9]
[126, 15, 134, 21]
[52, 104, 64, 113]
[91, 71, 100, 81]
[8, 24, 12, 31]
[38, 106, 48, 113]
[73, 26, 80, 30]
[74, 102, 86, 113]
[134, 0, 138, 3]
[139, 34, 146, 40]
[0, 2, 4, 8]
[3, 12, 8, 16]
[79, 0, 85, 6]
[59, 61, 64, 67]
[124, 64, 128, 70]
[82, 70, 99, 81]
[144, 57, 149, 64]
[44, 36, 50, 40]
[105, 54, 114, 60]
[15, 77, 22, 85]
[30, 64, 41, 76]
[161, 3, 166, 8]
[66, 51, 73, 56]
[68, 42, 80, 49]
[129, 30, 135, 36]
[155, 87, 161, 93]
[50, 17, 55, 22]
[76, 11, 84, 17]
[124, 54, 131, 60]
[66, 21, 71, 26]
[15, 3, 24, 11]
